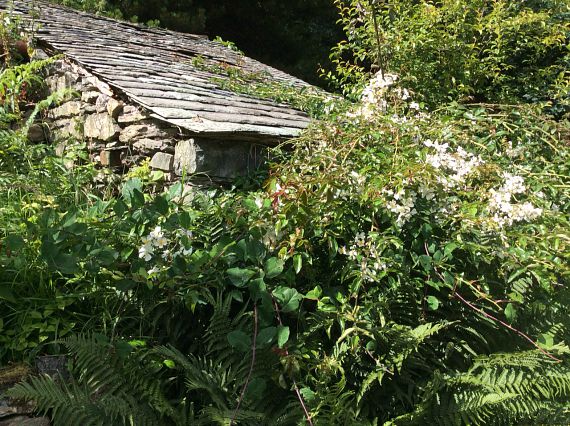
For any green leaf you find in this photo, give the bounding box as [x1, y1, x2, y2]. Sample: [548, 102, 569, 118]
[504, 303, 517, 322]
[273, 286, 303, 313]
[245, 377, 266, 400]
[113, 199, 127, 217]
[257, 327, 276, 347]
[248, 278, 266, 302]
[90, 248, 118, 266]
[227, 330, 251, 352]
[305, 286, 322, 300]
[114, 341, 133, 359]
[167, 182, 183, 200]
[163, 359, 176, 369]
[538, 333, 554, 348]
[277, 325, 290, 348]
[53, 253, 79, 274]
[153, 195, 170, 215]
[121, 178, 142, 204]
[179, 211, 191, 228]
[418, 255, 432, 272]
[427, 296, 440, 311]
[444, 242, 458, 258]
[243, 198, 259, 211]
[265, 257, 284, 279]
[132, 188, 145, 208]
[300, 387, 316, 402]
[227, 267, 256, 287]
[293, 254, 302, 274]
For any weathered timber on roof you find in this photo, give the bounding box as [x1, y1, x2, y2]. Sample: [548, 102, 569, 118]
[0, 0, 313, 140]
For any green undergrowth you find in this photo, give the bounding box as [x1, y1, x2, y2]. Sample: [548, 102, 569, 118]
[1, 3, 570, 425]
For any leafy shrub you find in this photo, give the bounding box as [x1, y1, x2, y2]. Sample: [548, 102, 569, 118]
[2, 4, 570, 425]
[326, 0, 570, 109]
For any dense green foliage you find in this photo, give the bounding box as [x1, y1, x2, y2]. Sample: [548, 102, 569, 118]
[329, 0, 570, 110]
[2, 1, 570, 424]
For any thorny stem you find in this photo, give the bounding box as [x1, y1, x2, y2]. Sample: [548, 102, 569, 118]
[230, 304, 258, 426]
[272, 297, 315, 426]
[429, 256, 561, 362]
[454, 291, 561, 363]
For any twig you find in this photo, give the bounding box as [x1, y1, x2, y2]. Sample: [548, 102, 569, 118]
[454, 291, 561, 362]
[230, 304, 258, 425]
[272, 297, 314, 426]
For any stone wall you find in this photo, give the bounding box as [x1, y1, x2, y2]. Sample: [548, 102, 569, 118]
[33, 57, 267, 180]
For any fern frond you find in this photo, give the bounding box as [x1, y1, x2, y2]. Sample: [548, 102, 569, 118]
[392, 350, 570, 425]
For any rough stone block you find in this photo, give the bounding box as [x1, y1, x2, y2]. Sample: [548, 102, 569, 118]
[150, 152, 174, 171]
[55, 143, 66, 157]
[118, 105, 149, 123]
[100, 150, 123, 167]
[133, 138, 172, 154]
[174, 138, 265, 179]
[81, 91, 100, 103]
[95, 93, 110, 112]
[53, 117, 84, 140]
[119, 121, 176, 142]
[27, 123, 50, 143]
[0, 415, 51, 426]
[84, 113, 120, 141]
[46, 71, 79, 92]
[106, 98, 123, 119]
[49, 101, 82, 118]
[174, 139, 201, 175]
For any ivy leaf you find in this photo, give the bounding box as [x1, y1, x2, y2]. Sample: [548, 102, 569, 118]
[265, 257, 284, 279]
[227, 330, 251, 352]
[273, 286, 303, 313]
[277, 325, 290, 348]
[227, 267, 256, 287]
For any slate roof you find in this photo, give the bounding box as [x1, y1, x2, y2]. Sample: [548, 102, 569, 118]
[0, 0, 313, 140]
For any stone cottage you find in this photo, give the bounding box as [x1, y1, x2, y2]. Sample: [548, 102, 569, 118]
[1, 0, 313, 179]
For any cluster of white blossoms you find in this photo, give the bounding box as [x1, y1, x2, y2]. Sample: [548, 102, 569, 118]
[138, 226, 194, 277]
[339, 232, 387, 282]
[346, 72, 399, 120]
[138, 226, 168, 261]
[383, 189, 418, 227]
[488, 172, 543, 227]
[424, 140, 484, 189]
[505, 140, 525, 159]
[342, 71, 427, 125]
